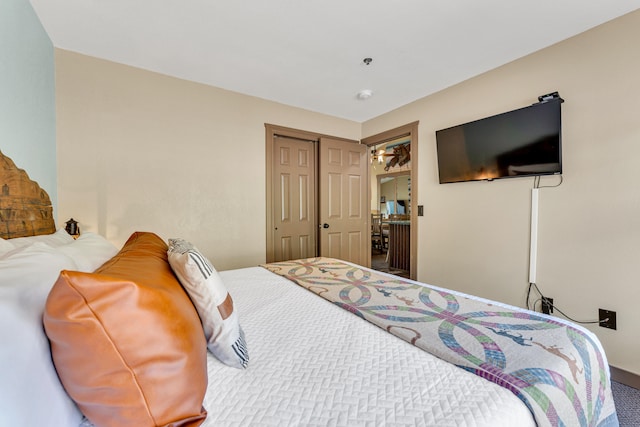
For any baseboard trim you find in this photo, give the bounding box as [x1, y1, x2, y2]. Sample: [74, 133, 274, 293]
[610, 365, 640, 389]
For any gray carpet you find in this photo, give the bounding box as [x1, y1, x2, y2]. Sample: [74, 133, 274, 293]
[612, 381, 640, 426]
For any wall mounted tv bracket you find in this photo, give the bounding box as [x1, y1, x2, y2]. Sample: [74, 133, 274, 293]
[537, 91, 564, 103]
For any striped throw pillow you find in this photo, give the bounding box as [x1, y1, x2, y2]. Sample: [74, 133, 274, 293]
[167, 238, 249, 369]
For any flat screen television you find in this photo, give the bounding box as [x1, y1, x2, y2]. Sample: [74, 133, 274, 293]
[435, 99, 562, 184]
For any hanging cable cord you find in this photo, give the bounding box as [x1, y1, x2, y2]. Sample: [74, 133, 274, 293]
[528, 174, 608, 324]
[526, 282, 609, 325]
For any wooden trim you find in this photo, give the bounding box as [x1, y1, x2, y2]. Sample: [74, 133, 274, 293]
[610, 365, 640, 389]
[361, 121, 419, 146]
[362, 121, 419, 280]
[265, 125, 275, 263]
[266, 123, 358, 145]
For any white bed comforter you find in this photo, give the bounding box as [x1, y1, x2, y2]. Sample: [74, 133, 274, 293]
[202, 267, 535, 427]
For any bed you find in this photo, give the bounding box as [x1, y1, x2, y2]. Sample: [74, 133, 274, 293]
[0, 152, 619, 427]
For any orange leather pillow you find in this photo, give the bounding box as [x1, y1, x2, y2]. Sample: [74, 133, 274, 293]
[44, 232, 208, 427]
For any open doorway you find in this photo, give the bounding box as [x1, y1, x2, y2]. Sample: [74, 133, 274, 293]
[363, 122, 419, 280]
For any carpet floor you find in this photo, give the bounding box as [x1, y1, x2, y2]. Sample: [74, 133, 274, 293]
[612, 381, 640, 426]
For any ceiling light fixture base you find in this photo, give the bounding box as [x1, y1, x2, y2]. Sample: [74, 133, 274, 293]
[357, 89, 373, 100]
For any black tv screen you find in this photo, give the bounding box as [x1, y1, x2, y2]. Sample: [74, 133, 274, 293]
[435, 99, 562, 184]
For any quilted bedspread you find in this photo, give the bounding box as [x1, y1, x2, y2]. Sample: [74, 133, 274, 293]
[262, 257, 619, 427]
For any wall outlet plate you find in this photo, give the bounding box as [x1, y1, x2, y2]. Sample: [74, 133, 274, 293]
[599, 309, 617, 330]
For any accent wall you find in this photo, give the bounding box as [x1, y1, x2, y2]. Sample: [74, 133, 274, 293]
[0, 0, 57, 215]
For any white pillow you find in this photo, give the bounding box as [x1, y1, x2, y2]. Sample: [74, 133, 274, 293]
[9, 228, 74, 248]
[167, 238, 249, 369]
[0, 237, 13, 256]
[0, 243, 84, 427]
[56, 232, 119, 272]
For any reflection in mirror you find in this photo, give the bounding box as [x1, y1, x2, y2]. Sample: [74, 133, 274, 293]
[378, 174, 410, 218]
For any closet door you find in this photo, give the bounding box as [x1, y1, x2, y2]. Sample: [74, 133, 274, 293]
[272, 137, 317, 262]
[318, 137, 368, 265]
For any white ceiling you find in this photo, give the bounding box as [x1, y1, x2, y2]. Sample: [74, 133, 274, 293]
[30, 0, 640, 122]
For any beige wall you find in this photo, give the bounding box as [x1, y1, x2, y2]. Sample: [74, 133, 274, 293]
[363, 10, 640, 375]
[55, 50, 360, 270]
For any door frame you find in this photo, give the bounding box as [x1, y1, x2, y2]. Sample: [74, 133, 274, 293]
[362, 121, 419, 279]
[265, 123, 364, 263]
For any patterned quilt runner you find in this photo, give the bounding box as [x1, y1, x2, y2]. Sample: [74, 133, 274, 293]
[262, 257, 619, 427]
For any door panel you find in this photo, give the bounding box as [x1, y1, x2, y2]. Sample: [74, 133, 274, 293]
[299, 175, 310, 221]
[273, 137, 317, 262]
[327, 173, 342, 218]
[348, 231, 362, 262]
[299, 235, 311, 258]
[279, 236, 292, 260]
[279, 173, 291, 222]
[319, 137, 368, 265]
[348, 174, 362, 218]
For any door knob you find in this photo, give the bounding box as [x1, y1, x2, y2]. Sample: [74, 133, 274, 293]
[322, 223, 330, 229]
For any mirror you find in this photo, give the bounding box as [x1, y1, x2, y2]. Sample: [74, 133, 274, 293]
[378, 173, 411, 218]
